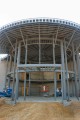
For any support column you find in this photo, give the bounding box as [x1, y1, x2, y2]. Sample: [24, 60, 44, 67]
[53, 40, 56, 100]
[64, 41, 70, 100]
[24, 40, 27, 100]
[39, 26, 41, 64]
[72, 76, 75, 97]
[29, 72, 31, 96]
[9, 54, 12, 72]
[72, 43, 79, 99]
[15, 68, 18, 100]
[61, 65, 63, 102]
[61, 41, 66, 100]
[76, 49, 80, 99]
[4, 55, 9, 89]
[12, 43, 17, 100]
[24, 71, 26, 100]
[15, 42, 21, 102]
[8, 77, 10, 88]
[71, 58, 75, 97]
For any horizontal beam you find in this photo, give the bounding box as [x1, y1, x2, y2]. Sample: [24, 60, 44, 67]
[7, 69, 74, 75]
[17, 64, 61, 68]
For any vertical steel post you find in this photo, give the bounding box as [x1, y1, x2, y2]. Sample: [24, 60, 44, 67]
[4, 55, 9, 89]
[72, 76, 74, 96]
[24, 40, 27, 100]
[71, 57, 75, 97]
[15, 42, 21, 103]
[72, 43, 78, 99]
[29, 72, 31, 96]
[53, 40, 56, 100]
[24, 71, 26, 100]
[61, 65, 63, 103]
[12, 43, 17, 100]
[39, 25, 41, 64]
[76, 49, 80, 99]
[9, 54, 12, 72]
[64, 40, 70, 100]
[8, 77, 10, 88]
[61, 41, 66, 100]
[15, 68, 18, 99]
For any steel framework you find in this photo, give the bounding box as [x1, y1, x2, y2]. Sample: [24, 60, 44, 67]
[0, 18, 80, 102]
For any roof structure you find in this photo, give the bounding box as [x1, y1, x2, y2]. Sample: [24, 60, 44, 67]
[0, 18, 80, 63]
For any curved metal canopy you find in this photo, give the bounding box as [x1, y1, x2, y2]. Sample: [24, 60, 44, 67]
[0, 18, 80, 54]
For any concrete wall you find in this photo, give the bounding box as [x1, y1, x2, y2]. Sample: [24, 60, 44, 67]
[20, 72, 61, 81]
[18, 81, 61, 96]
[0, 60, 7, 90]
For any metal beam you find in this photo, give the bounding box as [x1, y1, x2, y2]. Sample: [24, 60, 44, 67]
[20, 28, 26, 47]
[18, 64, 61, 68]
[25, 40, 27, 64]
[8, 77, 10, 88]
[74, 44, 80, 53]
[76, 49, 80, 100]
[4, 32, 15, 51]
[64, 40, 70, 100]
[55, 26, 59, 43]
[39, 25, 41, 64]
[61, 41, 66, 100]
[14, 42, 21, 102]
[72, 42, 79, 99]
[24, 71, 26, 100]
[24, 40, 27, 100]
[53, 40, 56, 100]
[12, 42, 17, 100]
[17, 42, 21, 64]
[14, 68, 19, 103]
[61, 65, 63, 103]
[29, 72, 31, 96]
[9, 54, 12, 72]
[4, 55, 9, 89]
[66, 30, 75, 50]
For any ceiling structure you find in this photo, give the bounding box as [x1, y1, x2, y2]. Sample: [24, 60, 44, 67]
[0, 18, 80, 63]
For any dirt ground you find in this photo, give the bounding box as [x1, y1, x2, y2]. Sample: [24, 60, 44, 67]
[0, 98, 80, 120]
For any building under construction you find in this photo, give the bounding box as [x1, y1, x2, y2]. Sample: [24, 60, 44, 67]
[0, 18, 80, 101]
